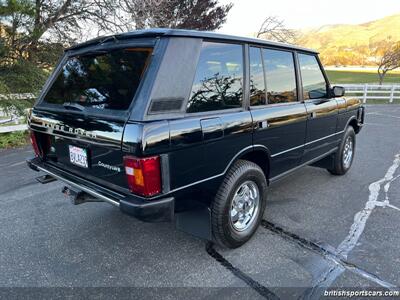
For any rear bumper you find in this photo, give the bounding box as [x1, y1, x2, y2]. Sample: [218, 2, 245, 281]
[27, 157, 174, 222]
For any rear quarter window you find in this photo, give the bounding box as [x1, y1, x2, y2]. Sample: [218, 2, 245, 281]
[186, 42, 244, 113]
[42, 48, 152, 113]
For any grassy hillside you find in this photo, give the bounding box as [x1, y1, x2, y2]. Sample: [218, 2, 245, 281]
[326, 70, 400, 84]
[297, 14, 400, 65]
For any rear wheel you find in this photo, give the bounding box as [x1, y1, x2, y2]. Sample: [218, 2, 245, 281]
[211, 160, 267, 248]
[328, 126, 356, 175]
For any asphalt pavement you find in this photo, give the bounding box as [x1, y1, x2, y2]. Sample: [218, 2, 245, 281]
[0, 105, 399, 299]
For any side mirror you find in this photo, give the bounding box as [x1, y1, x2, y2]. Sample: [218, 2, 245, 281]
[332, 86, 345, 97]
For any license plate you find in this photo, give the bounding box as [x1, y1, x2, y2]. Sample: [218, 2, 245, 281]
[69, 145, 88, 168]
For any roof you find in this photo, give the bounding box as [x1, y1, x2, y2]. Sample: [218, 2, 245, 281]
[68, 28, 317, 54]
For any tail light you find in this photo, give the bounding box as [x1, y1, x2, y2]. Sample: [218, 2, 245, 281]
[123, 155, 161, 197]
[30, 131, 41, 157]
[30, 130, 50, 158]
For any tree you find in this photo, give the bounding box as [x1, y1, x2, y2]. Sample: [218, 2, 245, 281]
[375, 42, 400, 85]
[121, 0, 232, 31]
[0, 0, 232, 67]
[188, 72, 242, 112]
[0, 0, 233, 100]
[257, 16, 297, 44]
[0, 0, 121, 66]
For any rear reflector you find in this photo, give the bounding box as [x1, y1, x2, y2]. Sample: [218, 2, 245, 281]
[30, 131, 51, 158]
[30, 131, 41, 157]
[123, 156, 161, 197]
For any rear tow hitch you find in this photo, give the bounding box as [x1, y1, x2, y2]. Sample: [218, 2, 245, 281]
[62, 186, 103, 205]
[36, 174, 57, 184]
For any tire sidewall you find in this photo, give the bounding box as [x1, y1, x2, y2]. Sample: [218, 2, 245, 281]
[219, 166, 267, 245]
[339, 127, 356, 172]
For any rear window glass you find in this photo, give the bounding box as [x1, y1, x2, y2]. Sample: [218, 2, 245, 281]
[186, 42, 243, 113]
[42, 48, 152, 112]
[263, 49, 297, 104]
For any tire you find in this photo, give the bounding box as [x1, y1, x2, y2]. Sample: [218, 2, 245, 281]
[211, 160, 268, 248]
[328, 126, 356, 175]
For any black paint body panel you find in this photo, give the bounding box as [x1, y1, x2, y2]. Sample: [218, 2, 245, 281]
[251, 103, 308, 177]
[28, 31, 364, 220]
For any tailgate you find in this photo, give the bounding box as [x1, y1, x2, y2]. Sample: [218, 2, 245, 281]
[28, 43, 155, 192]
[29, 110, 128, 192]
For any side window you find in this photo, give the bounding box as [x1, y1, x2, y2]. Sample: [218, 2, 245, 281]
[263, 49, 297, 104]
[298, 54, 328, 100]
[249, 47, 266, 106]
[186, 42, 243, 113]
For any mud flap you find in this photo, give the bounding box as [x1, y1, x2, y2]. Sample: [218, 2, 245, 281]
[175, 207, 212, 241]
[311, 153, 335, 170]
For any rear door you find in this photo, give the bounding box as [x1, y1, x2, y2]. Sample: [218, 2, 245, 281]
[298, 53, 339, 162]
[30, 43, 154, 191]
[249, 46, 308, 178]
[165, 41, 253, 190]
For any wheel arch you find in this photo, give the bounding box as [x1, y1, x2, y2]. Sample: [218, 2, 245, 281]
[224, 145, 271, 183]
[345, 115, 361, 134]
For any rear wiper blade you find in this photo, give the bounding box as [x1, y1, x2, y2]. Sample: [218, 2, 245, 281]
[63, 102, 86, 112]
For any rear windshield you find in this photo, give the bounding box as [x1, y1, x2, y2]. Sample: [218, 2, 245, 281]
[42, 48, 152, 113]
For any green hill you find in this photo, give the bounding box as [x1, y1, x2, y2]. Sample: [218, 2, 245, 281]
[297, 14, 400, 65]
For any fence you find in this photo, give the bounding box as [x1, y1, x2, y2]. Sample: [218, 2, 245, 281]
[0, 115, 27, 133]
[0, 124, 27, 133]
[1, 85, 400, 133]
[341, 84, 400, 103]
[0, 93, 33, 133]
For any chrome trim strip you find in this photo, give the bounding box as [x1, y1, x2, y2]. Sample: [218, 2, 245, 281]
[304, 130, 344, 146]
[168, 130, 345, 193]
[29, 125, 119, 149]
[270, 147, 338, 184]
[167, 144, 256, 194]
[36, 165, 120, 207]
[271, 144, 304, 158]
[36, 130, 346, 198]
[270, 130, 344, 158]
[168, 171, 225, 194]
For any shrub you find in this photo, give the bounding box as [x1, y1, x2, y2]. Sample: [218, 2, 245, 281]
[0, 131, 29, 149]
[0, 61, 46, 116]
[0, 60, 48, 93]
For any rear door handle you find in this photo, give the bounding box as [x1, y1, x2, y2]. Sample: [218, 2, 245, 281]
[200, 118, 223, 140]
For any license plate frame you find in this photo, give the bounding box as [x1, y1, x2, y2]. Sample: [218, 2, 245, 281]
[68, 145, 89, 168]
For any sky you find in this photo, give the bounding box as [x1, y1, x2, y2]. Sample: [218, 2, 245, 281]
[217, 0, 400, 36]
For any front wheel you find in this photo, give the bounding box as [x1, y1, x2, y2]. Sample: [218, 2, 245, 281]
[211, 160, 267, 248]
[328, 126, 356, 175]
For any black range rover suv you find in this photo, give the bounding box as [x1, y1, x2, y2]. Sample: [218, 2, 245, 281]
[27, 29, 364, 248]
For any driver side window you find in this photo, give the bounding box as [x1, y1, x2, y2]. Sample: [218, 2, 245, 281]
[298, 54, 328, 100]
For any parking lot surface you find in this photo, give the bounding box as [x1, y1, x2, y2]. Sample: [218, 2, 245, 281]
[0, 105, 399, 299]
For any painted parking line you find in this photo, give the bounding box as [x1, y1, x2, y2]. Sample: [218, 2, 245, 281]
[366, 112, 400, 119]
[0, 160, 26, 168]
[206, 243, 279, 299]
[257, 152, 400, 298]
[316, 153, 400, 294]
[364, 123, 387, 126]
[261, 221, 396, 290]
